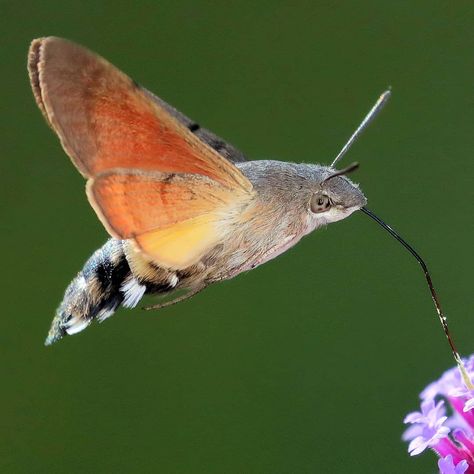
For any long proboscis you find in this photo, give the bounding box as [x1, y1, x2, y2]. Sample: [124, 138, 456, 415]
[361, 207, 473, 388]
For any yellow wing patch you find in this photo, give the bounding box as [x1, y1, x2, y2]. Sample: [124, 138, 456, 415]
[134, 214, 224, 270]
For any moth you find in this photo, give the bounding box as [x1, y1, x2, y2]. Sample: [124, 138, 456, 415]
[28, 37, 387, 345]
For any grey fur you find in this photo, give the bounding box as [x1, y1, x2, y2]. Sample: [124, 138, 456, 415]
[202, 160, 366, 282]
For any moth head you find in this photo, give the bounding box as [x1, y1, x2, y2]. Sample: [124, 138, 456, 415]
[302, 88, 390, 232]
[238, 160, 366, 235]
[303, 162, 367, 232]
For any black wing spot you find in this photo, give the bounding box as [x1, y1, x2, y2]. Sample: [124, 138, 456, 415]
[188, 123, 200, 132]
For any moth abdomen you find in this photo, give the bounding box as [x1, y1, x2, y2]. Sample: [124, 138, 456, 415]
[45, 239, 185, 345]
[45, 239, 135, 345]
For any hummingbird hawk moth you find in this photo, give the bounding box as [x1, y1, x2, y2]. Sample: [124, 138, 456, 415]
[29, 37, 470, 381]
[29, 37, 369, 344]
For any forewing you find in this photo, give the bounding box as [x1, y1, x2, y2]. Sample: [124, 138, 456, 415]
[28, 37, 251, 192]
[143, 89, 247, 163]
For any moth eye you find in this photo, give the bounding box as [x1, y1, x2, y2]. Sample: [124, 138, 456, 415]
[310, 194, 331, 214]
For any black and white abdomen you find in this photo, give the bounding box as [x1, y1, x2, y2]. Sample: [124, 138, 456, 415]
[45, 239, 180, 345]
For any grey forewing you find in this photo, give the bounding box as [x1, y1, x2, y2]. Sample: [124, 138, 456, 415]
[142, 87, 247, 164]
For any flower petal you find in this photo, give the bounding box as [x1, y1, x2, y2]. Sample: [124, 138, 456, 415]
[402, 423, 421, 442]
[408, 436, 429, 456]
[438, 455, 469, 474]
[463, 398, 474, 412]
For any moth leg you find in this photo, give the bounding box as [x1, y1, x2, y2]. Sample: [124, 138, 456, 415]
[143, 285, 207, 311]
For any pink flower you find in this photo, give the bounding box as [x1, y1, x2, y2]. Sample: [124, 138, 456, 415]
[403, 356, 474, 473]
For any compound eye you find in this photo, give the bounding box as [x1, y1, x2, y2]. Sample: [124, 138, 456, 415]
[310, 194, 331, 214]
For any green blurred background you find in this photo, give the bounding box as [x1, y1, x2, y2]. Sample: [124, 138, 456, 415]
[2, 1, 473, 472]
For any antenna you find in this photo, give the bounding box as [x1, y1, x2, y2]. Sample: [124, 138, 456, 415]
[322, 162, 359, 185]
[361, 207, 473, 389]
[331, 89, 391, 168]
